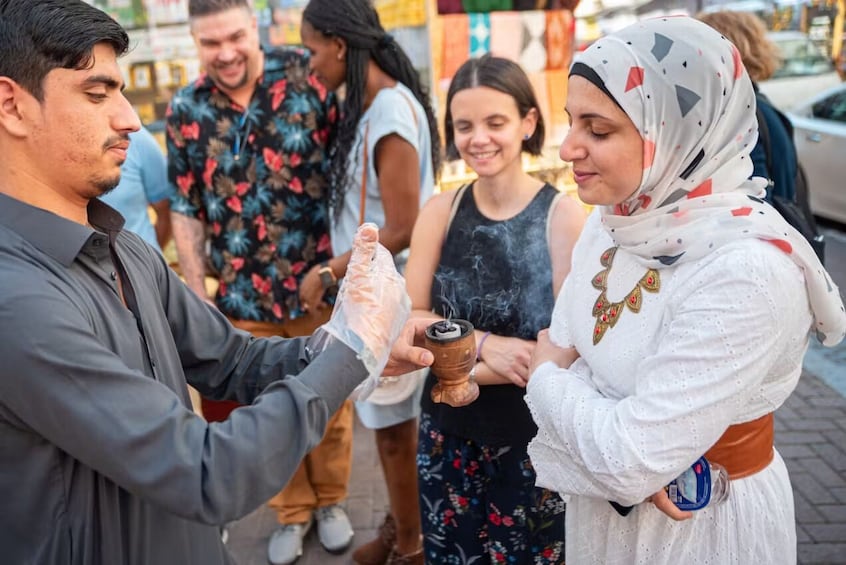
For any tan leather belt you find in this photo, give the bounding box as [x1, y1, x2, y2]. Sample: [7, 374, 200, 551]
[705, 413, 774, 480]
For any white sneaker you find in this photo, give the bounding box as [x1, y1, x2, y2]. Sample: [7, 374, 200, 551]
[267, 518, 312, 565]
[314, 504, 353, 553]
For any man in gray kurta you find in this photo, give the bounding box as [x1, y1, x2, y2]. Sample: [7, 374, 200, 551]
[0, 1, 431, 563]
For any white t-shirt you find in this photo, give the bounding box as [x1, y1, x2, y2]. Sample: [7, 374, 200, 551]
[330, 82, 434, 273]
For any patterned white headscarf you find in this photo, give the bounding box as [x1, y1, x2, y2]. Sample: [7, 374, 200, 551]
[573, 16, 845, 346]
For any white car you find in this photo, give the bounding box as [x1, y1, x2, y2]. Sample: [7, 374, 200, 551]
[759, 31, 842, 111]
[788, 84, 846, 224]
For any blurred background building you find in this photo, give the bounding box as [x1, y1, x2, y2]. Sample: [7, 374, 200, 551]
[84, 0, 844, 198]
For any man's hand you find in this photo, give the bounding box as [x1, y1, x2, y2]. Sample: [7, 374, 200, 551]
[527, 329, 580, 378]
[383, 317, 435, 377]
[299, 265, 327, 313]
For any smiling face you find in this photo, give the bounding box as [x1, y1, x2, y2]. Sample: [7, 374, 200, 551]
[191, 6, 261, 94]
[449, 86, 537, 179]
[559, 75, 644, 207]
[23, 43, 140, 202]
[299, 20, 346, 92]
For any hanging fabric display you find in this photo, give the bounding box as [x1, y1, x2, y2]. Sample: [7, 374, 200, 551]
[514, 0, 550, 8]
[437, 0, 464, 13]
[528, 71, 552, 136]
[546, 68, 569, 138]
[545, 9, 572, 70]
[469, 13, 491, 58]
[462, 0, 514, 12]
[489, 11, 522, 62]
[519, 10, 547, 73]
[441, 13, 471, 79]
[375, 0, 427, 30]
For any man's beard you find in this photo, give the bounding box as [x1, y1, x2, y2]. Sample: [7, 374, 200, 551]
[212, 61, 249, 91]
[87, 173, 121, 198]
[93, 134, 129, 197]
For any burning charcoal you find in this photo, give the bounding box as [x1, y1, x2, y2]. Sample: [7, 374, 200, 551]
[423, 319, 479, 407]
[432, 320, 461, 339]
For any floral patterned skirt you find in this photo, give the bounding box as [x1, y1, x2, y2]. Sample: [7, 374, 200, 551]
[417, 411, 566, 564]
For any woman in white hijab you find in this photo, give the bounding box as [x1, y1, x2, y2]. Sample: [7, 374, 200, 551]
[525, 16, 846, 564]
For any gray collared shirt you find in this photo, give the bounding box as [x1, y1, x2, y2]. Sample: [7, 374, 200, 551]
[0, 193, 367, 564]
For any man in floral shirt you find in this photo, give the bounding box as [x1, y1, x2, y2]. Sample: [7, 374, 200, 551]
[167, 1, 353, 563]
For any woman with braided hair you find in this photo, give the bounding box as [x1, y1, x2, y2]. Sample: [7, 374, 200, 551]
[298, 1, 440, 563]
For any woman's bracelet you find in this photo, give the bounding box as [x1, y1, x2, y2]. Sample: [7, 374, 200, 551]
[476, 331, 491, 362]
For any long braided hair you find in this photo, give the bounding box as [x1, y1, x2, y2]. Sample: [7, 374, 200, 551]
[302, 0, 441, 219]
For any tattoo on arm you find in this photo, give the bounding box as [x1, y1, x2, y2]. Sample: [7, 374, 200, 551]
[171, 213, 210, 299]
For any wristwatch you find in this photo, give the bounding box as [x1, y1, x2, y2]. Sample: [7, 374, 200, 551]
[318, 261, 337, 290]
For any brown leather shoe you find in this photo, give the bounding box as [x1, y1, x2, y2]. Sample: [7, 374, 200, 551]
[386, 545, 424, 565]
[352, 514, 396, 565]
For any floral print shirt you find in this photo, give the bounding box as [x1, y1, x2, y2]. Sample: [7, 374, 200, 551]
[167, 47, 337, 322]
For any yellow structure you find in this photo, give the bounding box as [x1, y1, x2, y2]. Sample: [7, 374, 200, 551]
[833, 0, 844, 61]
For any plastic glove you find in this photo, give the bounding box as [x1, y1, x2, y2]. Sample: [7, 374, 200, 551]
[318, 224, 411, 396]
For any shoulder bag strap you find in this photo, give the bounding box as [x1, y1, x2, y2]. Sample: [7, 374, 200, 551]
[358, 88, 419, 226]
[358, 121, 370, 226]
[396, 89, 419, 128]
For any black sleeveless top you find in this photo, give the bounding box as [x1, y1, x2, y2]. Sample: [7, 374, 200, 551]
[421, 183, 558, 447]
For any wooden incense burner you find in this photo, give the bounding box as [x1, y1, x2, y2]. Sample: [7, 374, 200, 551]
[424, 319, 479, 407]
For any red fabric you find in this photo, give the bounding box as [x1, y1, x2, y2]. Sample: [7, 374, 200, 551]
[438, 0, 464, 13]
[545, 10, 573, 70]
[200, 398, 241, 422]
[441, 14, 470, 79]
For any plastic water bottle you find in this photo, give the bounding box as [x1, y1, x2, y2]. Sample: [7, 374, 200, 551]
[709, 461, 730, 505]
[665, 456, 730, 510]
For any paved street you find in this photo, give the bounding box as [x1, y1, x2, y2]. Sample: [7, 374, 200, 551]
[228, 224, 846, 565]
[806, 225, 846, 398]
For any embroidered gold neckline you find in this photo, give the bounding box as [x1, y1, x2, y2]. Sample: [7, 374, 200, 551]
[591, 246, 661, 345]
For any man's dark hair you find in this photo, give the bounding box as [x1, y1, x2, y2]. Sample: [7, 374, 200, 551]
[303, 0, 442, 219]
[0, 0, 129, 100]
[188, 0, 250, 18]
[0, 0, 129, 101]
[444, 54, 546, 161]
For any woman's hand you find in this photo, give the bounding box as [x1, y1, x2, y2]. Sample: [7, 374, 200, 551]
[649, 489, 694, 521]
[298, 265, 326, 313]
[478, 334, 535, 387]
[527, 329, 580, 378]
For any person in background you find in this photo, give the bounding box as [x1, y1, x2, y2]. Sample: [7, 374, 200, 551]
[697, 10, 797, 203]
[166, 1, 354, 562]
[525, 17, 845, 564]
[0, 1, 433, 564]
[405, 54, 585, 563]
[298, 1, 441, 563]
[100, 125, 172, 253]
